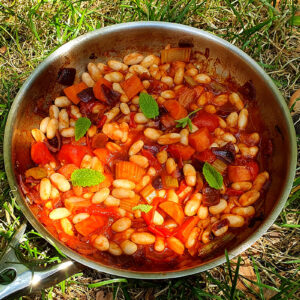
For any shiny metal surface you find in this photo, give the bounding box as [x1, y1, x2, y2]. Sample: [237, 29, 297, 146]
[4, 22, 297, 280]
[0, 223, 81, 299]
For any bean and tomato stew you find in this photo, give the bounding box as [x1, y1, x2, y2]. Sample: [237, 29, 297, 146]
[21, 45, 270, 271]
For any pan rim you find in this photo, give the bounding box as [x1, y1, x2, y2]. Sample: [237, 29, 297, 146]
[4, 21, 297, 279]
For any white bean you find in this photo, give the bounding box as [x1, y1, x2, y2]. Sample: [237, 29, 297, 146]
[113, 179, 136, 190]
[112, 217, 132, 232]
[144, 128, 163, 140]
[121, 240, 137, 255]
[104, 71, 124, 83]
[87, 62, 102, 81]
[131, 232, 155, 245]
[40, 178, 51, 201]
[54, 96, 71, 108]
[49, 207, 71, 220]
[123, 52, 144, 65]
[31, 128, 46, 142]
[92, 188, 110, 204]
[49, 105, 59, 119]
[46, 118, 58, 139]
[50, 173, 70, 192]
[81, 72, 95, 87]
[93, 234, 109, 251]
[40, 117, 50, 133]
[107, 60, 128, 71]
[72, 213, 90, 224]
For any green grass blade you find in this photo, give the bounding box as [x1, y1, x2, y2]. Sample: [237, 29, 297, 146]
[88, 278, 127, 288]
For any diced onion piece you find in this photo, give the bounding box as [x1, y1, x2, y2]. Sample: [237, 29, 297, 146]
[211, 159, 227, 174]
[161, 48, 191, 63]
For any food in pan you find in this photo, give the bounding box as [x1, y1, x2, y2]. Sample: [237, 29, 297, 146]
[19, 45, 270, 270]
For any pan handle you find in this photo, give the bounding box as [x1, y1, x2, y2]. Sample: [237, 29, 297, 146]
[0, 225, 82, 299]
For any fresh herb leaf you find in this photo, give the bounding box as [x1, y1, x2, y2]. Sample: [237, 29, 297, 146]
[139, 92, 159, 119]
[71, 169, 105, 187]
[75, 117, 91, 141]
[132, 204, 153, 213]
[175, 108, 202, 131]
[203, 162, 223, 189]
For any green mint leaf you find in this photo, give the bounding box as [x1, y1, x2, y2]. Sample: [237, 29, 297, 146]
[175, 108, 202, 129]
[132, 204, 153, 213]
[139, 93, 159, 119]
[203, 162, 223, 190]
[75, 117, 91, 141]
[71, 169, 105, 187]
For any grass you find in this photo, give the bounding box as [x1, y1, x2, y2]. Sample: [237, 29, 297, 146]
[0, 0, 299, 299]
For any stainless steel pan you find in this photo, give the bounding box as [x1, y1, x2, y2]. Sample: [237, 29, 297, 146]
[2, 21, 297, 297]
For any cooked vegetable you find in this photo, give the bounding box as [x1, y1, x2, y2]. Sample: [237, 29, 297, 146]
[228, 166, 252, 182]
[189, 127, 211, 152]
[75, 215, 106, 236]
[93, 78, 112, 102]
[161, 48, 191, 63]
[168, 144, 195, 161]
[120, 195, 140, 211]
[159, 201, 185, 225]
[178, 87, 196, 108]
[64, 82, 88, 104]
[211, 142, 235, 164]
[25, 167, 47, 179]
[77, 87, 95, 102]
[163, 100, 188, 120]
[31, 142, 55, 165]
[115, 161, 145, 183]
[192, 110, 219, 132]
[57, 68, 76, 85]
[120, 74, 144, 99]
[58, 144, 90, 167]
[211, 158, 227, 174]
[161, 175, 179, 189]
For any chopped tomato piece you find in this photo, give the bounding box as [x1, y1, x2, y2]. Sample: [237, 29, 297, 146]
[159, 201, 185, 225]
[75, 215, 107, 236]
[168, 144, 195, 161]
[31, 142, 55, 165]
[120, 75, 144, 99]
[228, 166, 252, 182]
[93, 148, 110, 164]
[93, 78, 112, 102]
[192, 110, 219, 132]
[163, 100, 188, 120]
[64, 82, 88, 104]
[141, 149, 161, 171]
[58, 164, 78, 180]
[189, 127, 211, 152]
[193, 149, 216, 163]
[175, 216, 199, 242]
[58, 144, 90, 167]
[245, 161, 259, 180]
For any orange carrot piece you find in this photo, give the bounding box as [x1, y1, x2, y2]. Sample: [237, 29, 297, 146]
[93, 78, 112, 102]
[64, 82, 88, 104]
[93, 148, 110, 164]
[168, 144, 195, 161]
[176, 216, 199, 242]
[120, 194, 140, 211]
[75, 215, 106, 236]
[228, 166, 252, 182]
[120, 75, 144, 100]
[115, 161, 145, 183]
[189, 127, 211, 152]
[159, 201, 185, 225]
[64, 197, 91, 212]
[163, 100, 188, 120]
[58, 164, 78, 180]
